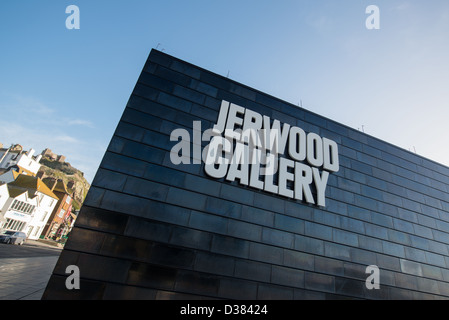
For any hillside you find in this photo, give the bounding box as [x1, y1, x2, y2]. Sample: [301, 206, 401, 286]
[38, 158, 90, 210]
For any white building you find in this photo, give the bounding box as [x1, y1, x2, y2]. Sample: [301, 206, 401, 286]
[0, 183, 9, 228]
[0, 187, 38, 235]
[0, 144, 42, 176]
[0, 174, 58, 240]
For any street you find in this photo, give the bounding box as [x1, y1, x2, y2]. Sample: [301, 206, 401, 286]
[0, 241, 62, 300]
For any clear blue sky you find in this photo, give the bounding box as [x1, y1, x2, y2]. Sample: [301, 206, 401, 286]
[1, 1, 448, 182]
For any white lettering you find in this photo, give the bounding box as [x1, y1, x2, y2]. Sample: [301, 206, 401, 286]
[306, 133, 323, 167]
[264, 154, 279, 194]
[65, 265, 80, 290]
[249, 148, 264, 190]
[204, 136, 231, 178]
[65, 5, 80, 30]
[226, 142, 250, 185]
[294, 162, 315, 204]
[366, 265, 380, 289]
[242, 109, 263, 146]
[312, 167, 329, 207]
[366, 5, 380, 30]
[192, 121, 202, 164]
[224, 103, 245, 141]
[278, 157, 295, 198]
[172, 100, 340, 208]
[180, 304, 214, 318]
[323, 137, 340, 172]
[262, 117, 290, 155]
[170, 129, 191, 165]
[212, 100, 230, 134]
[288, 126, 307, 162]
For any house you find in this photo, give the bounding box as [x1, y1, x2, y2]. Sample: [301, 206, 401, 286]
[0, 183, 9, 228]
[0, 184, 39, 235]
[41, 178, 74, 240]
[0, 174, 58, 240]
[0, 144, 42, 176]
[0, 168, 20, 184]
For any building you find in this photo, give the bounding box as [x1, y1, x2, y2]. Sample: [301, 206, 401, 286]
[60, 209, 79, 244]
[44, 50, 449, 300]
[1, 175, 58, 239]
[0, 144, 42, 176]
[0, 183, 9, 228]
[41, 148, 66, 163]
[41, 178, 74, 240]
[0, 168, 20, 184]
[0, 182, 39, 234]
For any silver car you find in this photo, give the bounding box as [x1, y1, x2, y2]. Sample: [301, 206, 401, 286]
[0, 231, 27, 245]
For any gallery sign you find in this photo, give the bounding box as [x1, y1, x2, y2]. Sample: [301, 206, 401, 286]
[170, 100, 339, 207]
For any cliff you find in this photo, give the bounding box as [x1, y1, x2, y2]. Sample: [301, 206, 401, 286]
[37, 157, 90, 210]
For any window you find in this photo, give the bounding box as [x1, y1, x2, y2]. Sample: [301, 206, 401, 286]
[32, 227, 41, 237]
[5, 219, 25, 231]
[41, 211, 49, 222]
[11, 200, 19, 210]
[58, 209, 66, 218]
[10, 200, 34, 215]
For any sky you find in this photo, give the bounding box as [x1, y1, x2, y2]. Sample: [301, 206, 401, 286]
[0, 1, 448, 183]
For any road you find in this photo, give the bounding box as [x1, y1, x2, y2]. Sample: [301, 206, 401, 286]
[0, 241, 62, 300]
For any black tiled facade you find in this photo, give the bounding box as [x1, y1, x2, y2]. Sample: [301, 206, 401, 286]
[43, 50, 449, 300]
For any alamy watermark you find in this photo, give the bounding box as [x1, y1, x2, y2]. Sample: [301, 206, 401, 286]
[59, 5, 381, 294]
[366, 5, 380, 30]
[365, 265, 380, 290]
[65, 265, 80, 290]
[63, 5, 379, 32]
[66, 5, 80, 30]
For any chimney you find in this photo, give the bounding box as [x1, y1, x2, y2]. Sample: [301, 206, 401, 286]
[28, 149, 35, 158]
